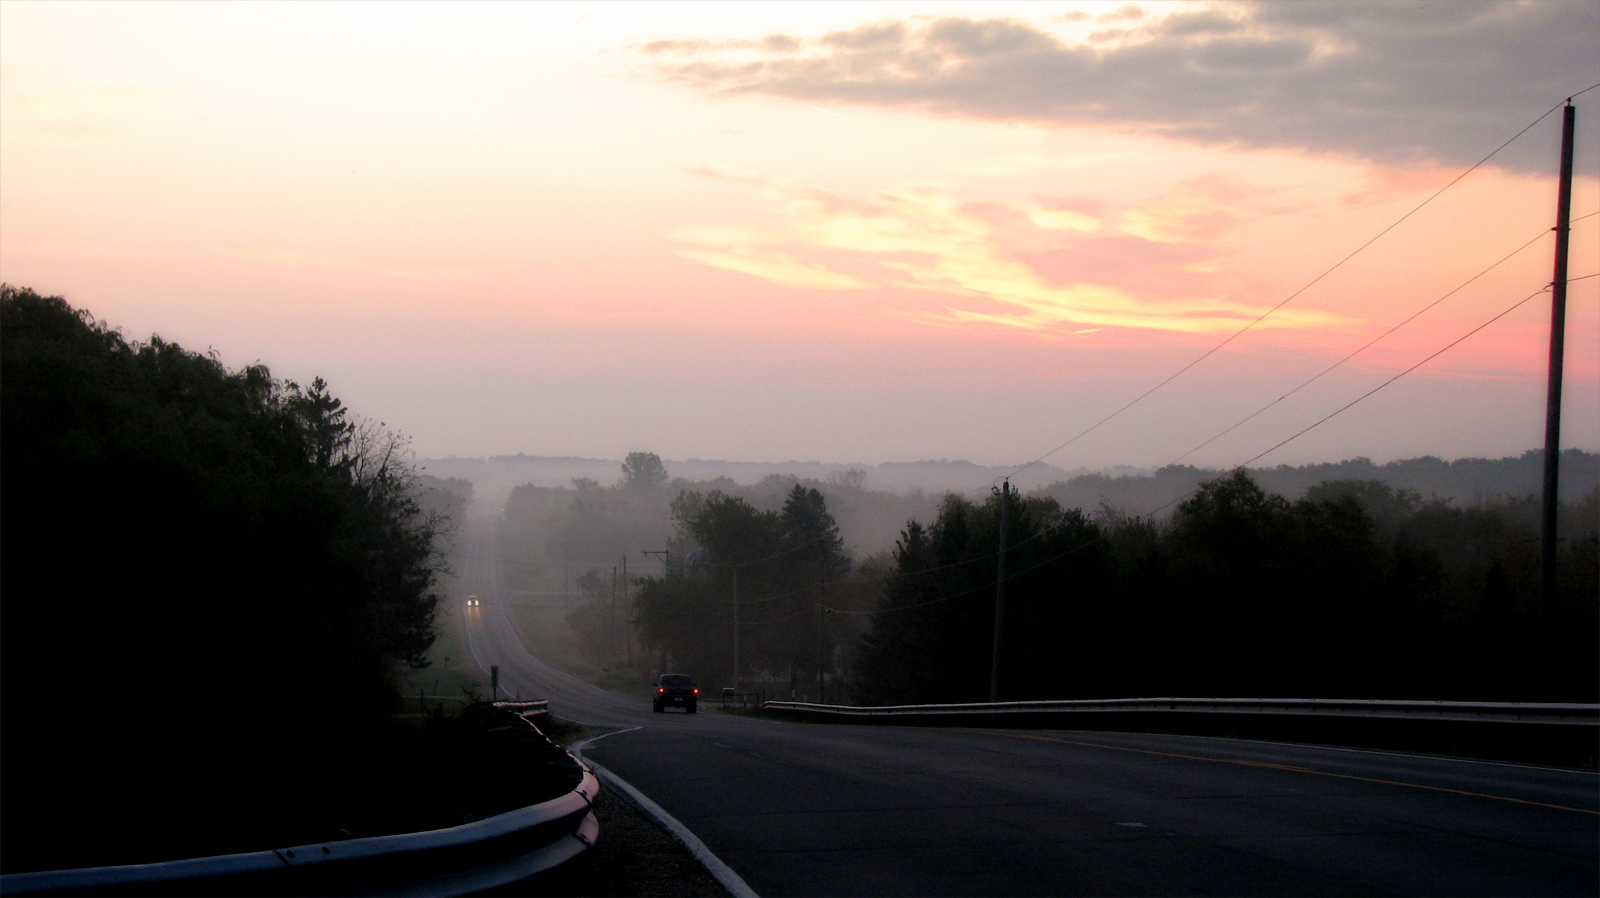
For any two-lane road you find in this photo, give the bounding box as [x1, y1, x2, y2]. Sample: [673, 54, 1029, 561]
[458, 523, 1598, 895]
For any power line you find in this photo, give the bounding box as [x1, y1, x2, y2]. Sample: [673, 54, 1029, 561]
[1000, 90, 1586, 486]
[1144, 276, 1598, 519]
[475, 266, 1595, 622]
[1226, 284, 1562, 474]
[852, 272, 1599, 618]
[1167, 211, 1600, 467]
[475, 88, 1600, 627]
[829, 529, 1112, 616]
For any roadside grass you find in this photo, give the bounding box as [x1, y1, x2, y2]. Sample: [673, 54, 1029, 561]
[499, 599, 655, 696]
[394, 600, 490, 710]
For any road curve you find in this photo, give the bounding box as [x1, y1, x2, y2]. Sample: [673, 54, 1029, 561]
[459, 523, 1599, 896]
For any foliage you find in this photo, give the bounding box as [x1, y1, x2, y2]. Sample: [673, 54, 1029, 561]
[631, 484, 866, 694]
[854, 471, 1599, 705]
[1035, 450, 1599, 518]
[1, 286, 445, 862]
[501, 466, 675, 592]
[496, 466, 942, 593]
[620, 451, 669, 488]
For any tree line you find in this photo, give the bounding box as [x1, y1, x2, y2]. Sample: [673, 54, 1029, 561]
[2, 287, 447, 866]
[630, 483, 889, 699]
[496, 448, 1597, 705]
[856, 472, 1598, 705]
[497, 455, 893, 695]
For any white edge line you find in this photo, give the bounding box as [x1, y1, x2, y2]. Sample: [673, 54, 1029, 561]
[1162, 730, 1600, 776]
[551, 714, 611, 728]
[572, 730, 759, 898]
[783, 707, 1593, 775]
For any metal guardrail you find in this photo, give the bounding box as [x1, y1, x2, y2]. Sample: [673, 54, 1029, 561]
[2, 718, 596, 896]
[761, 697, 1600, 726]
[494, 699, 551, 722]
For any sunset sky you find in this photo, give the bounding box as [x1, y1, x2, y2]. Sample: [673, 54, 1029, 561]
[3, 0, 1598, 474]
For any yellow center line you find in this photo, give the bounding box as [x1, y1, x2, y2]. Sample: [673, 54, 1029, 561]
[976, 731, 1599, 816]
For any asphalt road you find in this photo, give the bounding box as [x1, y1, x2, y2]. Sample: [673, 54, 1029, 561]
[460, 524, 1599, 896]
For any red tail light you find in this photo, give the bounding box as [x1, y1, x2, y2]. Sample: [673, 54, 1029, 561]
[693, 687, 699, 694]
[658, 687, 665, 693]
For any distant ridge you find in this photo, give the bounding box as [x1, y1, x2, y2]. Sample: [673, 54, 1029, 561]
[414, 455, 1102, 511]
[415, 450, 1597, 516]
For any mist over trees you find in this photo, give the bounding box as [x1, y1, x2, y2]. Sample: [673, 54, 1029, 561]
[2, 287, 449, 858]
[854, 473, 1599, 705]
[497, 459, 932, 592]
[630, 484, 877, 697]
[1034, 451, 1599, 519]
[497, 455, 890, 693]
[492, 446, 1598, 704]
[421, 450, 1599, 518]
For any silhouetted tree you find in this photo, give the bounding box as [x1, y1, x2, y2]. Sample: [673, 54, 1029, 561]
[2, 286, 445, 869]
[853, 469, 1597, 705]
[620, 451, 669, 488]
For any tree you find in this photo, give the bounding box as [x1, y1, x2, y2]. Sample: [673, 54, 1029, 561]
[620, 451, 669, 489]
[781, 484, 844, 560]
[2, 286, 445, 865]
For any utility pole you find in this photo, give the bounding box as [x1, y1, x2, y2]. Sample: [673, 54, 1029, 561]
[989, 480, 1010, 703]
[491, 665, 499, 702]
[1540, 101, 1576, 630]
[732, 567, 740, 691]
[562, 550, 569, 609]
[610, 565, 618, 655]
[621, 554, 631, 665]
[818, 553, 827, 703]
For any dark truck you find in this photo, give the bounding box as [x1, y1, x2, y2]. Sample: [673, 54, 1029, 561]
[653, 673, 698, 713]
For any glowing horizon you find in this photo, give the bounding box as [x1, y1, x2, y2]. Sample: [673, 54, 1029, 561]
[2, 0, 1597, 469]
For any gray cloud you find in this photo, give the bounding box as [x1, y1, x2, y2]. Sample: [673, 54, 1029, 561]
[638, 34, 804, 55]
[646, 1, 1598, 171]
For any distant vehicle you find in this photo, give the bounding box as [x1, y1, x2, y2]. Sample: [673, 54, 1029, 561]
[653, 673, 698, 713]
[466, 596, 481, 607]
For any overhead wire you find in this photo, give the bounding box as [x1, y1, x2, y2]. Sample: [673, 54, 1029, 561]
[1218, 279, 1588, 479]
[1167, 211, 1599, 467]
[852, 270, 1598, 616]
[997, 88, 1591, 487]
[473, 89, 1600, 627]
[564, 263, 1598, 621]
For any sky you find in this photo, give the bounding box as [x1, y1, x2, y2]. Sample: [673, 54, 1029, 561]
[3, 0, 1598, 474]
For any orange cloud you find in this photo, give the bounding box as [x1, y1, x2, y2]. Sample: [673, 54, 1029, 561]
[675, 168, 1347, 335]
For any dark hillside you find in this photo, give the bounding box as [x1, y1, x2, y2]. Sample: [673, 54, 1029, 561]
[1, 286, 443, 871]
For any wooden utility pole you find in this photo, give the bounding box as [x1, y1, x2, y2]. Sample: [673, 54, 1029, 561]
[610, 565, 618, 653]
[818, 554, 827, 703]
[989, 480, 1010, 703]
[1539, 101, 1576, 629]
[621, 553, 631, 665]
[732, 567, 740, 690]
